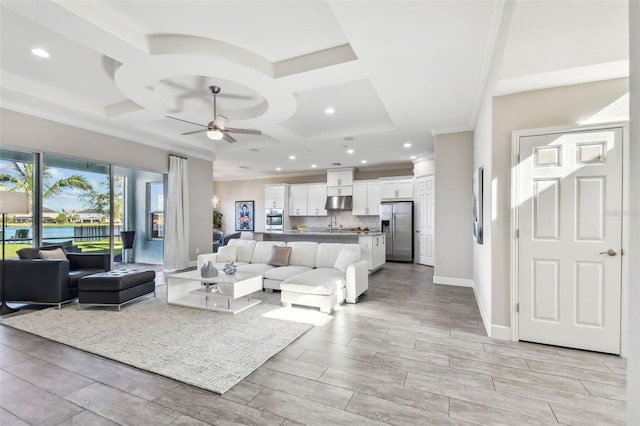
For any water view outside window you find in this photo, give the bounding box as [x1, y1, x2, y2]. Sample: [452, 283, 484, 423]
[41, 155, 119, 254]
[0, 148, 36, 258]
[148, 182, 164, 239]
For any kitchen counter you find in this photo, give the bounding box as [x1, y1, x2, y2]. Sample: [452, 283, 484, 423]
[254, 230, 383, 243]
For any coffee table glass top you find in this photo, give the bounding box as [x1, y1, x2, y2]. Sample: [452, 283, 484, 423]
[169, 269, 260, 283]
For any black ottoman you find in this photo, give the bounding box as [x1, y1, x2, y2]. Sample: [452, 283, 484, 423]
[78, 269, 156, 311]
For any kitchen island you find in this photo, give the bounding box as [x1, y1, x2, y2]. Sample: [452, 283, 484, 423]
[254, 231, 386, 273]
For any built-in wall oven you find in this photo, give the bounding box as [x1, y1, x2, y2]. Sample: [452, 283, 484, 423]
[265, 209, 284, 231]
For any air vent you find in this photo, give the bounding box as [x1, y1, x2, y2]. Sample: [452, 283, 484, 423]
[331, 162, 342, 166]
[249, 148, 259, 152]
[238, 166, 252, 169]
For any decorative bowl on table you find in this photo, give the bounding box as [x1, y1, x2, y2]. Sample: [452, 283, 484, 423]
[297, 224, 307, 232]
[223, 262, 237, 276]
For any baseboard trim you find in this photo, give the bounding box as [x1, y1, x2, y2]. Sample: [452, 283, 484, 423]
[433, 276, 474, 287]
[471, 284, 511, 341]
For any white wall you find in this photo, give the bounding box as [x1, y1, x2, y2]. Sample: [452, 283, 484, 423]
[1, 109, 213, 263]
[433, 131, 473, 284]
[627, 0, 639, 421]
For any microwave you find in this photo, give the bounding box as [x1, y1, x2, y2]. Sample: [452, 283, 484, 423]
[265, 209, 284, 231]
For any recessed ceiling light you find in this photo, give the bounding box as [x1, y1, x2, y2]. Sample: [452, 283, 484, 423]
[325, 107, 335, 114]
[403, 142, 412, 148]
[31, 48, 50, 58]
[410, 155, 417, 159]
[361, 160, 367, 164]
[346, 149, 354, 154]
[276, 167, 282, 171]
[289, 155, 296, 160]
[311, 164, 317, 168]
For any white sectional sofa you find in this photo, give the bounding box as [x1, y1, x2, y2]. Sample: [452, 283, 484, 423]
[196, 239, 368, 313]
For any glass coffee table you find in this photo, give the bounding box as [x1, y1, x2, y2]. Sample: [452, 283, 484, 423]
[166, 270, 262, 314]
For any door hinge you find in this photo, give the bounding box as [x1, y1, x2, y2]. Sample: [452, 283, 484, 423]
[516, 302, 520, 313]
[621, 249, 625, 255]
[516, 153, 521, 163]
[515, 229, 519, 238]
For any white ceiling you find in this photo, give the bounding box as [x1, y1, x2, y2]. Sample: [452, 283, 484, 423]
[0, 1, 629, 181]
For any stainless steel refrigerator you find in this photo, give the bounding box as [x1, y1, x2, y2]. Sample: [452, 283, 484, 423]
[380, 201, 413, 262]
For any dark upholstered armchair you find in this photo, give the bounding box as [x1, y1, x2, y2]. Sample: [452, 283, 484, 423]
[2, 247, 110, 308]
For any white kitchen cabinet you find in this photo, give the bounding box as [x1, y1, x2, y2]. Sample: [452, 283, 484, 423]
[380, 178, 414, 200]
[352, 181, 381, 216]
[327, 169, 354, 187]
[265, 185, 287, 209]
[289, 185, 308, 216]
[358, 234, 386, 273]
[326, 186, 352, 196]
[307, 184, 327, 216]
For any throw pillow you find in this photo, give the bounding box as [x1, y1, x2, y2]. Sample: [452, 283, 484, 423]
[39, 247, 67, 260]
[17, 248, 41, 259]
[267, 246, 292, 266]
[216, 245, 237, 262]
[334, 249, 358, 273]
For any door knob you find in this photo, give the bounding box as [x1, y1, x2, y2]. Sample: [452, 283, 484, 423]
[599, 249, 618, 256]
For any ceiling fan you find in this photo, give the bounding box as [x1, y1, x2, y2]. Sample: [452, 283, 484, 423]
[166, 86, 261, 143]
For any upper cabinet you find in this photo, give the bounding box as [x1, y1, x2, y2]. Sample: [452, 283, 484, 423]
[265, 184, 287, 209]
[289, 185, 308, 216]
[289, 183, 327, 216]
[326, 168, 354, 197]
[352, 181, 381, 216]
[327, 169, 353, 187]
[307, 184, 327, 216]
[380, 178, 414, 200]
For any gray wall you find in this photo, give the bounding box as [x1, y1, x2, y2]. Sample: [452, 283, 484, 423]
[434, 131, 473, 282]
[1, 109, 213, 264]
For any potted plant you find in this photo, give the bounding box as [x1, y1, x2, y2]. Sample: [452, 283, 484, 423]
[212, 210, 223, 230]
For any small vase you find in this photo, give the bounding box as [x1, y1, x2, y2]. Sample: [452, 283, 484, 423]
[200, 261, 218, 278]
[223, 262, 237, 276]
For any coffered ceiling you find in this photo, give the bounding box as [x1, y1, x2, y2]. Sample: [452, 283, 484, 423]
[0, 1, 628, 180]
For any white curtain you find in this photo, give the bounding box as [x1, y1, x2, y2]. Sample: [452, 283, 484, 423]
[164, 155, 190, 271]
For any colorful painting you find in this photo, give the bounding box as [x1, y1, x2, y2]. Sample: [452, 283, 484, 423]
[235, 201, 254, 231]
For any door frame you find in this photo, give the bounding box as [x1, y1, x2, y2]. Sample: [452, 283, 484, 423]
[510, 122, 629, 356]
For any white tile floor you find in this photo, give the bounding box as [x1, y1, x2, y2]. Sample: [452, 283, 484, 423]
[0, 262, 626, 425]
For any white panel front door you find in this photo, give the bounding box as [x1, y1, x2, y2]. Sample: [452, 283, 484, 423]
[517, 127, 622, 354]
[416, 176, 434, 266]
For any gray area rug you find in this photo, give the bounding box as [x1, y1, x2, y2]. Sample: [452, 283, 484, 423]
[1, 286, 312, 394]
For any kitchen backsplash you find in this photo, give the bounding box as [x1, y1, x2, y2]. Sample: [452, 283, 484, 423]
[289, 212, 380, 231]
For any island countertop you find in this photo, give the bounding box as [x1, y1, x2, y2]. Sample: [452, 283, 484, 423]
[253, 230, 383, 243]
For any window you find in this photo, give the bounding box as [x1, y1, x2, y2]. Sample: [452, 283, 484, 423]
[148, 182, 164, 239]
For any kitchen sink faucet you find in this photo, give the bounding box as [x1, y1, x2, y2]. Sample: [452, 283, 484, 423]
[329, 214, 337, 233]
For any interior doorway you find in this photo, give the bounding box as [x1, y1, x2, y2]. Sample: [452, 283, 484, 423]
[512, 124, 625, 354]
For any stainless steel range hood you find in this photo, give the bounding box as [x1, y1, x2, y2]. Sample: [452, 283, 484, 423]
[325, 195, 353, 210]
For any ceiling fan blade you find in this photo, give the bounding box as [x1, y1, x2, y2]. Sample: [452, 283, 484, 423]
[166, 116, 206, 127]
[181, 129, 208, 135]
[223, 132, 237, 143]
[225, 127, 262, 135]
[213, 115, 227, 129]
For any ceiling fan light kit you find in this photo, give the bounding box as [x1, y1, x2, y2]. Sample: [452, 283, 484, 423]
[207, 129, 224, 140]
[168, 85, 261, 144]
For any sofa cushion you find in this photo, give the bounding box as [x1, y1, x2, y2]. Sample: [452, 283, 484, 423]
[17, 248, 41, 259]
[268, 246, 292, 266]
[286, 242, 319, 268]
[334, 249, 360, 273]
[315, 243, 361, 268]
[228, 239, 256, 263]
[281, 268, 346, 295]
[39, 247, 67, 260]
[264, 265, 313, 281]
[216, 245, 237, 262]
[237, 263, 276, 275]
[251, 241, 285, 264]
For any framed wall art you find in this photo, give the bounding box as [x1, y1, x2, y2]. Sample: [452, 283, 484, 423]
[472, 167, 483, 244]
[235, 201, 254, 231]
